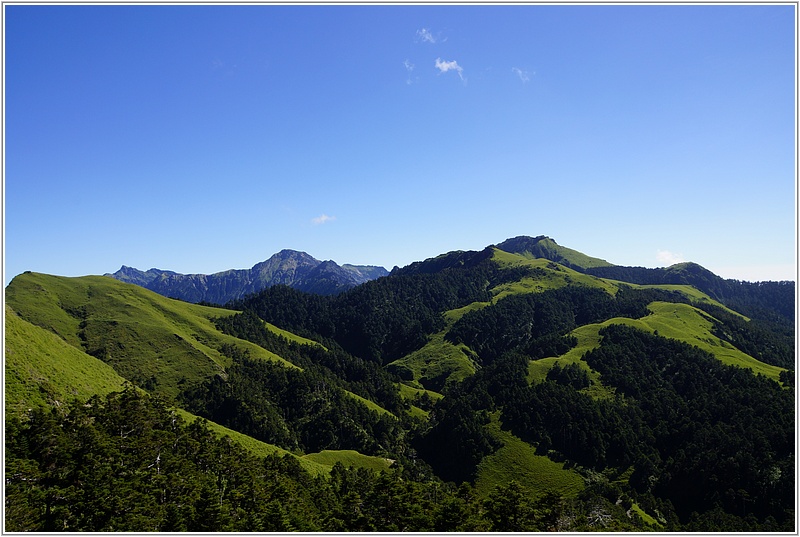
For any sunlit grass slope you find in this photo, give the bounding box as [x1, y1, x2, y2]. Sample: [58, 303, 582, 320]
[394, 249, 775, 397]
[5, 272, 296, 399]
[301, 450, 394, 473]
[492, 249, 737, 313]
[173, 408, 331, 476]
[498, 236, 614, 270]
[6, 273, 393, 475]
[528, 301, 785, 385]
[474, 414, 584, 499]
[396, 382, 443, 418]
[5, 305, 128, 416]
[178, 409, 393, 476]
[265, 320, 326, 348]
[388, 331, 478, 392]
[390, 251, 619, 390]
[388, 296, 486, 391]
[609, 281, 748, 319]
[491, 249, 618, 300]
[5, 299, 326, 472]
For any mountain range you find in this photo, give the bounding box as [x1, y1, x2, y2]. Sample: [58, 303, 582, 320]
[106, 249, 389, 303]
[111, 235, 794, 322]
[5, 234, 795, 532]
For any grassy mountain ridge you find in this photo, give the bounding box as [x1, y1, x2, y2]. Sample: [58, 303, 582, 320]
[586, 262, 794, 323]
[496, 235, 614, 270]
[5, 304, 128, 415]
[527, 302, 785, 386]
[6, 272, 296, 399]
[492, 235, 793, 324]
[4, 273, 400, 478]
[391, 248, 784, 390]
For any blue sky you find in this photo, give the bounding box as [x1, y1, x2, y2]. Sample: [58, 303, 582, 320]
[5, 4, 796, 285]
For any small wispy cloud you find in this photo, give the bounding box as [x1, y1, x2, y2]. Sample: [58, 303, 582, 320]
[404, 59, 415, 85]
[416, 27, 437, 43]
[435, 57, 465, 82]
[656, 249, 686, 265]
[512, 67, 531, 83]
[311, 214, 336, 225]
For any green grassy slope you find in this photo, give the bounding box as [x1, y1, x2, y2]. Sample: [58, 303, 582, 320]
[6, 272, 296, 399]
[5, 305, 129, 416]
[387, 331, 478, 392]
[491, 249, 619, 299]
[609, 282, 748, 319]
[5, 273, 394, 477]
[5, 297, 330, 473]
[264, 320, 326, 348]
[396, 382, 443, 418]
[392, 251, 621, 390]
[496, 236, 614, 270]
[394, 248, 782, 405]
[491, 250, 780, 382]
[172, 408, 331, 476]
[529, 301, 786, 385]
[474, 414, 584, 499]
[301, 450, 395, 473]
[492, 249, 741, 313]
[5, 272, 397, 463]
[387, 295, 487, 391]
[388, 250, 748, 392]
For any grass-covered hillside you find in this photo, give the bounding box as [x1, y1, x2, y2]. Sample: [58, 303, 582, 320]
[5, 304, 128, 415]
[4, 272, 398, 475]
[6, 272, 297, 399]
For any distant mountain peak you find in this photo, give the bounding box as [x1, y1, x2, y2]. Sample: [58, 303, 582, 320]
[106, 251, 389, 303]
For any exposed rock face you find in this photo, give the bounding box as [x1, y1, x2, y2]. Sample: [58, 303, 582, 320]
[106, 250, 388, 304]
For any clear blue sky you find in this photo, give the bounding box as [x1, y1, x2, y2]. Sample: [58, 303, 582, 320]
[5, 4, 796, 285]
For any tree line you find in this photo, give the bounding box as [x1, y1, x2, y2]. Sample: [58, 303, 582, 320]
[6, 386, 663, 532]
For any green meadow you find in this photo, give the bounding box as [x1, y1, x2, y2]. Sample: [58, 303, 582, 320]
[499, 237, 614, 270]
[388, 331, 477, 391]
[173, 408, 332, 476]
[301, 450, 395, 473]
[388, 297, 486, 391]
[396, 382, 443, 418]
[5, 305, 128, 416]
[490, 249, 619, 299]
[5, 272, 396, 470]
[528, 301, 785, 386]
[474, 414, 584, 499]
[6, 273, 297, 400]
[390, 251, 771, 393]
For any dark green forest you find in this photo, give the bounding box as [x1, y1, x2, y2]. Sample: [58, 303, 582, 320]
[7, 387, 667, 532]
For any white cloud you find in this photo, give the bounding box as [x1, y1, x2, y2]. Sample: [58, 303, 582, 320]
[656, 249, 686, 266]
[404, 59, 415, 85]
[512, 67, 531, 83]
[311, 214, 336, 225]
[435, 57, 465, 82]
[416, 28, 437, 43]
